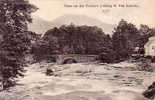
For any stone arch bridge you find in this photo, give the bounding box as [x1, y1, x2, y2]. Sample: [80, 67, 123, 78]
[55, 54, 98, 64]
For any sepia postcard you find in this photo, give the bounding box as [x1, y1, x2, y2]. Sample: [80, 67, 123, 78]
[0, 0, 155, 100]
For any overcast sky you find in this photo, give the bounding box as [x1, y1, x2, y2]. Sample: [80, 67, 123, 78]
[29, 0, 155, 28]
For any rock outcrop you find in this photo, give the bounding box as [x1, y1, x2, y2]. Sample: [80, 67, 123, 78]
[143, 82, 155, 99]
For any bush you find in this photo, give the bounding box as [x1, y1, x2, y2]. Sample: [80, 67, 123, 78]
[137, 58, 153, 72]
[98, 50, 117, 63]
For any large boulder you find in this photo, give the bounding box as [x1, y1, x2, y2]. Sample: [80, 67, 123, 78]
[143, 82, 155, 99]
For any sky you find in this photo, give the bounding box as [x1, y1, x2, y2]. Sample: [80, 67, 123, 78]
[29, 0, 155, 28]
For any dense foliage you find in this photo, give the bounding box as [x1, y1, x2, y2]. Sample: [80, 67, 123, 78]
[112, 19, 140, 61]
[112, 20, 155, 61]
[0, 0, 37, 89]
[37, 20, 155, 63]
[43, 24, 112, 55]
[136, 24, 155, 48]
[31, 39, 57, 62]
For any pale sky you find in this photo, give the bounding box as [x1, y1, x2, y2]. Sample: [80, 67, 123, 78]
[29, 0, 155, 28]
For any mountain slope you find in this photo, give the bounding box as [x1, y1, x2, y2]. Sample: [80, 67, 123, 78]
[28, 15, 115, 34]
[28, 16, 53, 34]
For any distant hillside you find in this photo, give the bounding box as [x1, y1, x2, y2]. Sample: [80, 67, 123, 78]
[28, 14, 115, 34]
[28, 16, 53, 34]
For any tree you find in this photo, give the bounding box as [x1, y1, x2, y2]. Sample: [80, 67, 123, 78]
[98, 34, 117, 63]
[31, 38, 58, 62]
[43, 24, 112, 55]
[112, 19, 139, 61]
[0, 0, 37, 31]
[0, 0, 37, 89]
[136, 24, 155, 48]
[0, 32, 31, 89]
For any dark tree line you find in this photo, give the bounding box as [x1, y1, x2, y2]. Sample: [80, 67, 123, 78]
[43, 24, 112, 54]
[0, 0, 37, 89]
[32, 20, 155, 63]
[112, 19, 155, 61]
[32, 24, 113, 62]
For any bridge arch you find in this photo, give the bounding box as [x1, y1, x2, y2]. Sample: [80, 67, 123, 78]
[62, 57, 78, 64]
